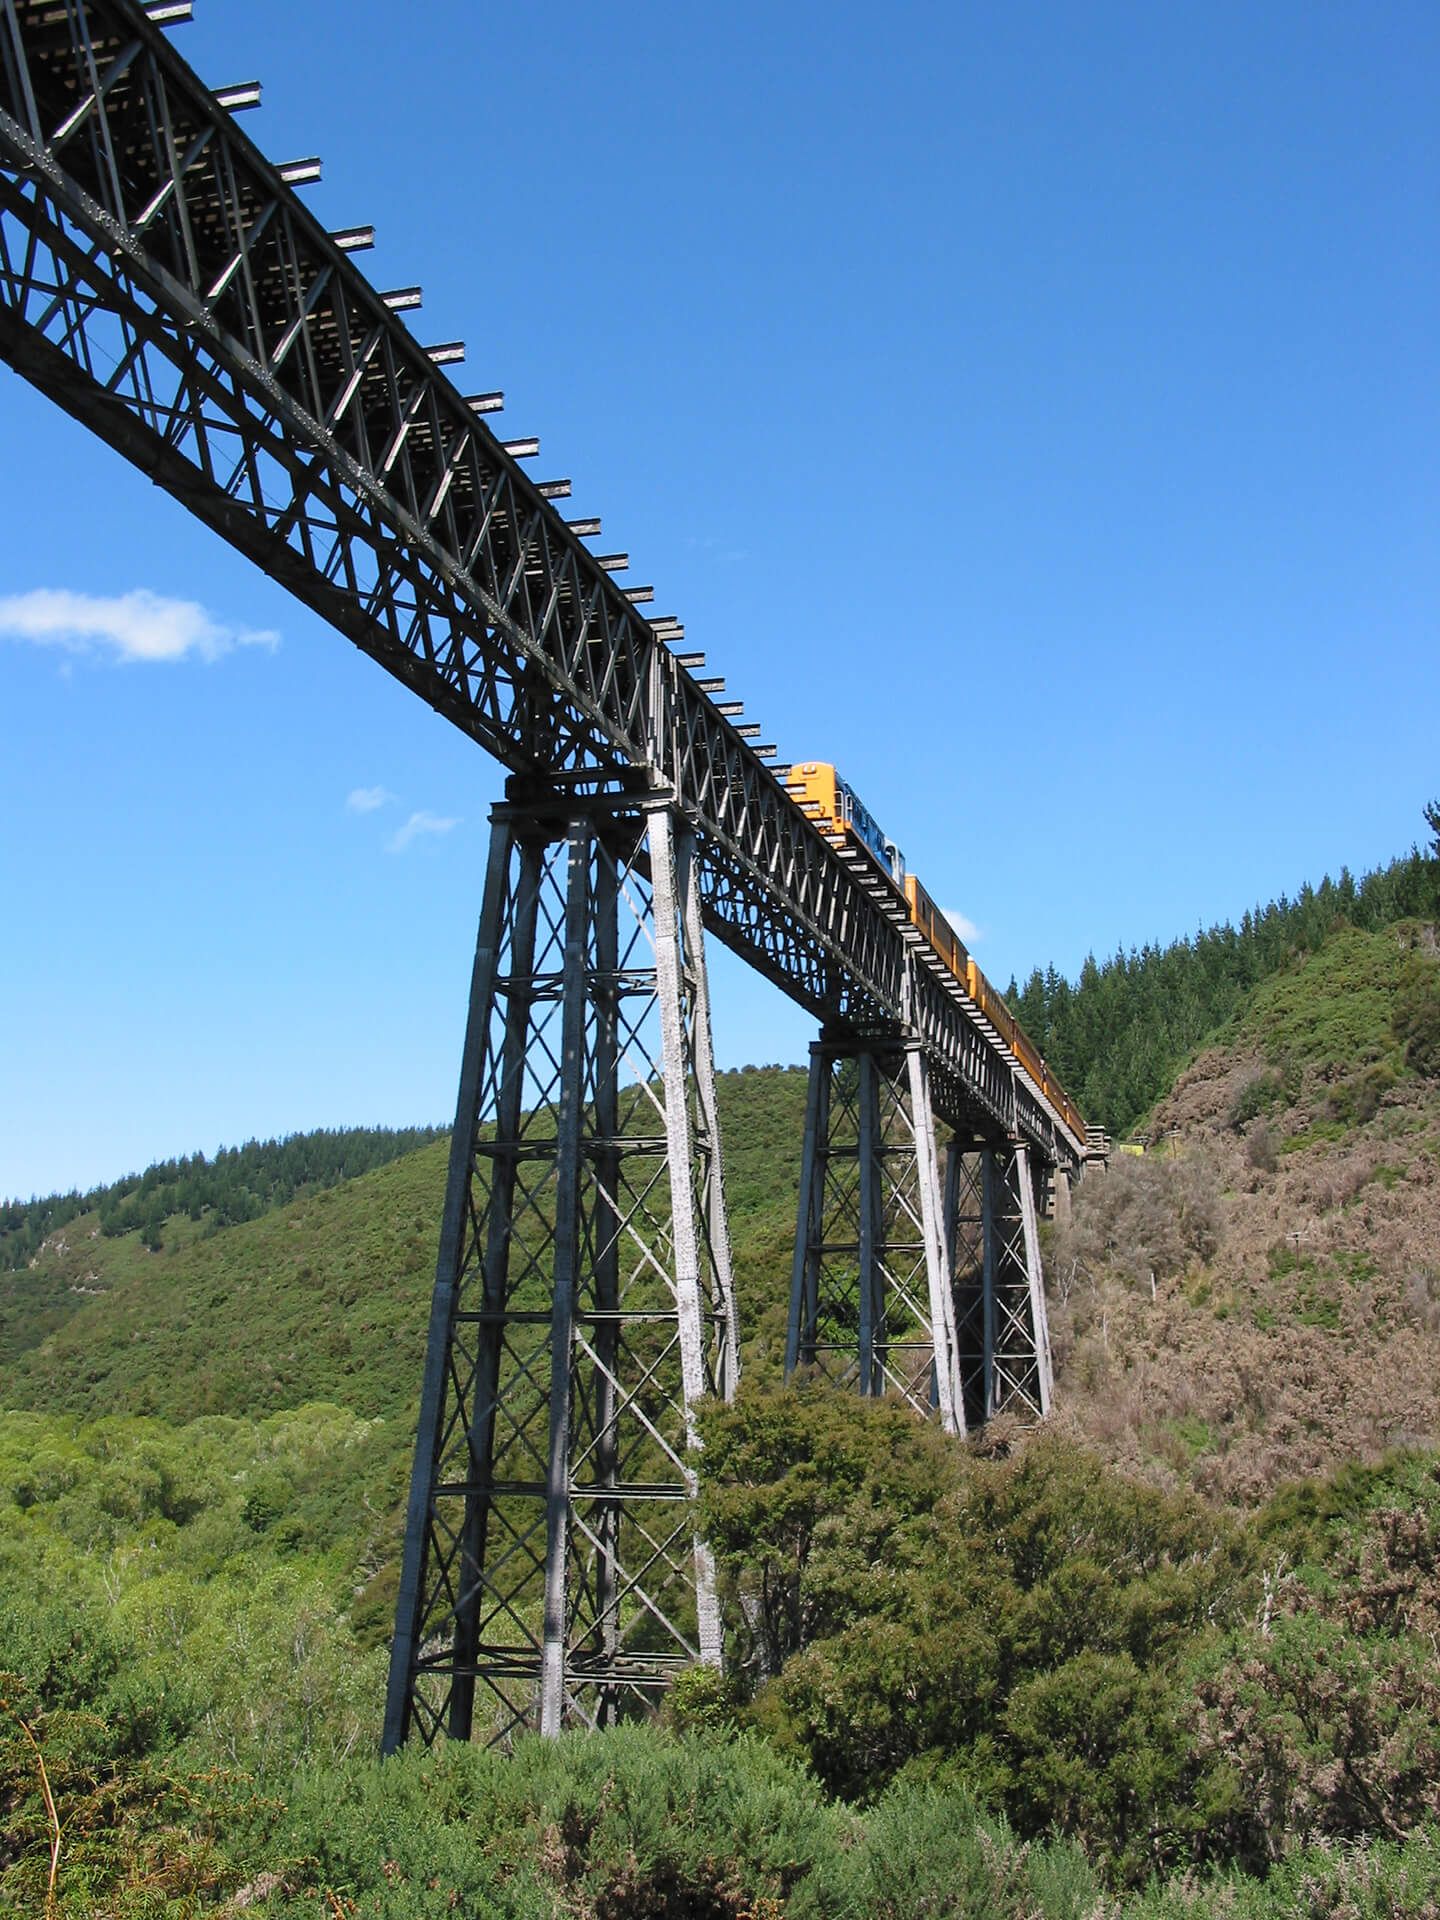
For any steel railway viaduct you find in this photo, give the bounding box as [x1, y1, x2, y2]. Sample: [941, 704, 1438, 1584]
[1, 0, 1104, 1749]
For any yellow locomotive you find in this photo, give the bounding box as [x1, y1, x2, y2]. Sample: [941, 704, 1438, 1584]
[784, 762, 1086, 1143]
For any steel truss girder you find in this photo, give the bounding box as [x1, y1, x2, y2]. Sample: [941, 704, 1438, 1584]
[383, 796, 737, 1750]
[946, 1140, 1053, 1428]
[0, 0, 1080, 1172]
[785, 1030, 964, 1433]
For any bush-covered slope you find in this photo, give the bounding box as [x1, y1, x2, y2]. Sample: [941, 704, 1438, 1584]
[7, 1393, 1440, 1915]
[2, 1142, 449, 1431]
[1051, 919, 1440, 1499]
[694, 1386, 1440, 1888]
[0, 1124, 449, 1268]
[6, 922, 1434, 1522]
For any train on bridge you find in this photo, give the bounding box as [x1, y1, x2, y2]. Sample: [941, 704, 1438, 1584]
[784, 762, 1087, 1143]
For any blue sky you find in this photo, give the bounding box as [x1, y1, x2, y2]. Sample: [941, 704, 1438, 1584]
[2, 0, 1436, 1200]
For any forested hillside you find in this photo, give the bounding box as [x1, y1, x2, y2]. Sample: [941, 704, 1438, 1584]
[0, 1069, 808, 1418]
[0, 1123, 447, 1268]
[2, 819, 1439, 1915]
[1008, 803, 1440, 1134]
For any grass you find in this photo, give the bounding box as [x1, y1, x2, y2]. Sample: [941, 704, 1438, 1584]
[1280, 1119, 1348, 1153]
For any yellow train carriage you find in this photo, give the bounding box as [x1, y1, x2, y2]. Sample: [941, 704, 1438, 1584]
[904, 873, 969, 981]
[788, 759, 1087, 1141]
[965, 959, 1037, 1083]
[910, 887, 1087, 1142]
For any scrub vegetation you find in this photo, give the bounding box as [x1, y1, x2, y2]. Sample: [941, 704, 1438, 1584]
[1, 807, 1439, 1914]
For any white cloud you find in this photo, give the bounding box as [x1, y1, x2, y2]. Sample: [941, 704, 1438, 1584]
[346, 786, 395, 814]
[943, 908, 982, 945]
[387, 810, 461, 853]
[0, 587, 278, 663]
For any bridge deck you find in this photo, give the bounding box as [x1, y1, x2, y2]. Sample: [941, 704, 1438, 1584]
[0, 0, 1080, 1168]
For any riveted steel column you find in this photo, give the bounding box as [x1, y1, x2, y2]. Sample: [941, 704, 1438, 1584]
[786, 1041, 829, 1377]
[906, 1043, 964, 1435]
[447, 828, 544, 1741]
[590, 842, 623, 1715]
[386, 793, 738, 1750]
[384, 814, 518, 1755]
[1015, 1144, 1054, 1417]
[981, 1148, 999, 1417]
[650, 808, 726, 1669]
[681, 829, 741, 1393]
[856, 1051, 881, 1395]
[537, 822, 594, 1735]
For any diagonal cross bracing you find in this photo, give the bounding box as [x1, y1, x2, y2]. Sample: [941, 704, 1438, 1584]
[0, 0, 1081, 1169]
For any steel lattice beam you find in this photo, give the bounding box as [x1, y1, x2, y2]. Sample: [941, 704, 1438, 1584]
[0, 0, 1083, 1170]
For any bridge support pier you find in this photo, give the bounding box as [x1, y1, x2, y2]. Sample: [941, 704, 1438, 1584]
[785, 1033, 964, 1433]
[945, 1141, 1053, 1428]
[1050, 1165, 1073, 1231]
[383, 790, 737, 1752]
[785, 1031, 1054, 1437]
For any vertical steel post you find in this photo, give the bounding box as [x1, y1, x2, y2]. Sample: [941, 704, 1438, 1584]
[906, 1044, 964, 1435]
[681, 832, 741, 1393]
[981, 1148, 999, 1418]
[649, 807, 724, 1668]
[944, 1142, 987, 1432]
[590, 844, 622, 1716]
[538, 822, 591, 1735]
[786, 1041, 829, 1376]
[1015, 1144, 1054, 1417]
[383, 816, 517, 1754]
[856, 1051, 880, 1395]
[448, 831, 544, 1740]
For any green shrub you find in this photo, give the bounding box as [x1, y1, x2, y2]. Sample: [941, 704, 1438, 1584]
[1126, 1827, 1440, 1917]
[1325, 1061, 1400, 1126]
[1229, 1070, 1289, 1131]
[1200, 1467, 1440, 1862]
[1393, 951, 1440, 1077]
[263, 1728, 851, 1919]
[701, 1392, 1252, 1880]
[828, 1778, 1101, 1920]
